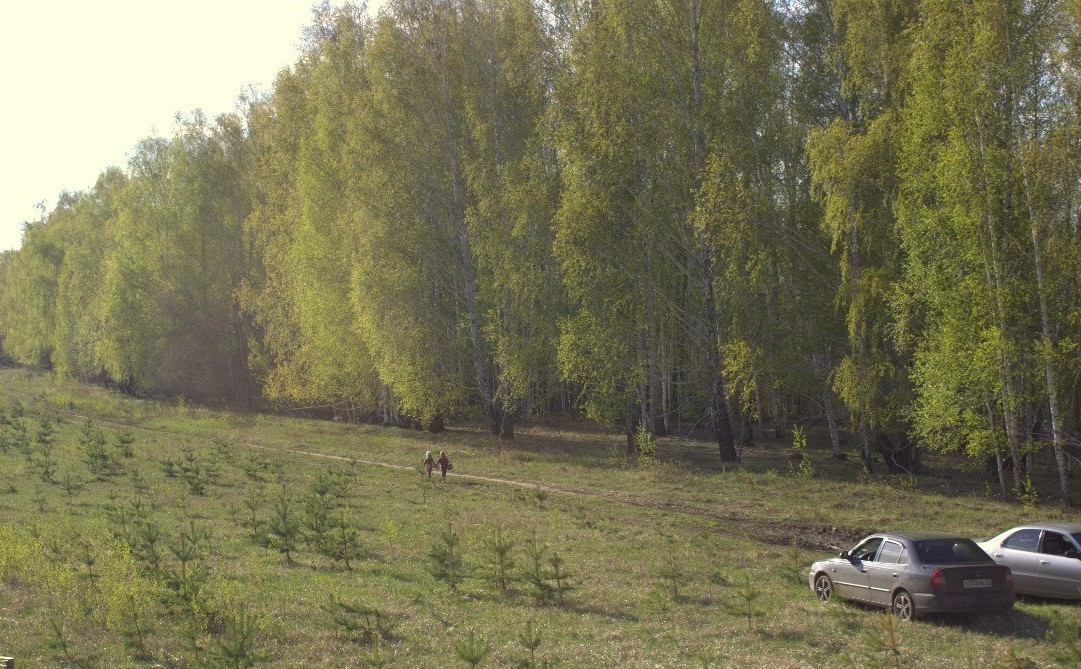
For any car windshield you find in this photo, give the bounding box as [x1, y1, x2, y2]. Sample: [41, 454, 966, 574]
[915, 538, 993, 564]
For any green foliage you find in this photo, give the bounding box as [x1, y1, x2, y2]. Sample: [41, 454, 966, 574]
[323, 508, 367, 570]
[120, 593, 153, 658]
[860, 610, 904, 669]
[4, 368, 1081, 665]
[1, 6, 1081, 664]
[1018, 475, 1038, 512]
[176, 446, 215, 495]
[456, 629, 491, 669]
[115, 430, 136, 458]
[60, 469, 84, 497]
[725, 574, 766, 634]
[302, 485, 335, 551]
[523, 530, 554, 603]
[164, 519, 211, 609]
[208, 603, 263, 669]
[547, 551, 574, 606]
[241, 485, 269, 547]
[634, 422, 657, 464]
[47, 612, 75, 665]
[656, 542, 688, 604]
[81, 418, 122, 480]
[268, 487, 300, 564]
[0, 0, 1074, 498]
[429, 524, 467, 592]
[790, 425, 814, 479]
[482, 526, 516, 594]
[362, 641, 392, 669]
[519, 530, 573, 606]
[514, 617, 549, 669]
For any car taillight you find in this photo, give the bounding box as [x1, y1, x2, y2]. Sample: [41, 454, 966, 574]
[931, 568, 948, 592]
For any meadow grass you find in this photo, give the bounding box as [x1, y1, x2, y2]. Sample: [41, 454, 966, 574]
[0, 368, 1079, 668]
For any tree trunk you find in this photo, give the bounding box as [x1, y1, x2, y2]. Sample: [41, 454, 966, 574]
[438, 23, 503, 438]
[490, 405, 514, 439]
[688, 0, 736, 462]
[973, 102, 1024, 490]
[874, 430, 919, 475]
[860, 422, 873, 472]
[823, 387, 843, 459]
[625, 403, 640, 455]
[1015, 116, 1071, 504]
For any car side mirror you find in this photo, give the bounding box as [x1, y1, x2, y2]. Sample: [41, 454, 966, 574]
[839, 550, 850, 560]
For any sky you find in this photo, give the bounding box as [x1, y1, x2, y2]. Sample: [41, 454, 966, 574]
[0, 0, 378, 253]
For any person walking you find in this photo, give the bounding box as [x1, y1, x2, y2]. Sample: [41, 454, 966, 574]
[436, 450, 452, 481]
[423, 450, 435, 479]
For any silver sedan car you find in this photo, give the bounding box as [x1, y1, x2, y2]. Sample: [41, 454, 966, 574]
[977, 523, 1081, 599]
[809, 531, 1014, 620]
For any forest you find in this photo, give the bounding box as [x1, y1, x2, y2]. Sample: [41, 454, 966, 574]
[1, 0, 1079, 501]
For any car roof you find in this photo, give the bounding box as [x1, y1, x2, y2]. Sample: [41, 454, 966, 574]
[876, 531, 970, 542]
[1011, 523, 1081, 534]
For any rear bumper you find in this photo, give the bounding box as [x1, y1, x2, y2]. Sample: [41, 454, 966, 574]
[913, 591, 1014, 614]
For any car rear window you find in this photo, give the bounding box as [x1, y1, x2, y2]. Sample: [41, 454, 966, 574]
[915, 539, 993, 564]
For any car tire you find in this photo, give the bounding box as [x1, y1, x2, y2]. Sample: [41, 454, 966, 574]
[814, 573, 833, 602]
[892, 589, 916, 621]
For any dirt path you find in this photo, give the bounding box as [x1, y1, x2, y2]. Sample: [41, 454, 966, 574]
[2, 373, 866, 552]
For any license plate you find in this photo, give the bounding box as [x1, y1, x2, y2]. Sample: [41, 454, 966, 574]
[963, 578, 992, 589]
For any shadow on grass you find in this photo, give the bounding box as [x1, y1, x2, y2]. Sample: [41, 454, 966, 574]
[450, 417, 1051, 506]
[555, 600, 640, 623]
[1014, 593, 1081, 607]
[924, 606, 1051, 640]
[831, 597, 1050, 640]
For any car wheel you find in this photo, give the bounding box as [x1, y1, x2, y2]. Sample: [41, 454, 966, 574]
[892, 589, 916, 621]
[814, 573, 833, 602]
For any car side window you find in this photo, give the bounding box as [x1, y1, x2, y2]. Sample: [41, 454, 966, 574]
[877, 540, 904, 565]
[1002, 529, 1041, 552]
[852, 537, 884, 562]
[1040, 531, 1072, 556]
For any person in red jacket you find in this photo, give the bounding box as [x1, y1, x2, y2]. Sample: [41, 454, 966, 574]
[436, 450, 452, 481]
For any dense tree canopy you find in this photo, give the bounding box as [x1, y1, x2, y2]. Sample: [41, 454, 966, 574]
[2, 0, 1079, 500]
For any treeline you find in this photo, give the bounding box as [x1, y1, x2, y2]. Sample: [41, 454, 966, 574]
[1, 0, 1079, 500]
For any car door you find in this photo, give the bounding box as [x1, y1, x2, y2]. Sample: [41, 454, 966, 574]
[831, 537, 882, 603]
[865, 539, 906, 606]
[1036, 531, 1081, 599]
[987, 528, 1041, 594]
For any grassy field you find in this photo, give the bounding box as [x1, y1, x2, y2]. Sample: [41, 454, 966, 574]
[1, 367, 1079, 668]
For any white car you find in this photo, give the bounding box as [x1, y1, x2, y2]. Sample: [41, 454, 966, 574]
[977, 524, 1081, 599]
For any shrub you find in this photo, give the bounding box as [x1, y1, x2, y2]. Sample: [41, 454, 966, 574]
[268, 488, 300, 563]
[456, 629, 491, 668]
[634, 421, 657, 464]
[429, 524, 466, 592]
[323, 509, 367, 570]
[483, 526, 515, 594]
[208, 603, 263, 669]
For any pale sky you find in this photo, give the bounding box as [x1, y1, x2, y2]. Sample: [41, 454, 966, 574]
[0, 0, 379, 253]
